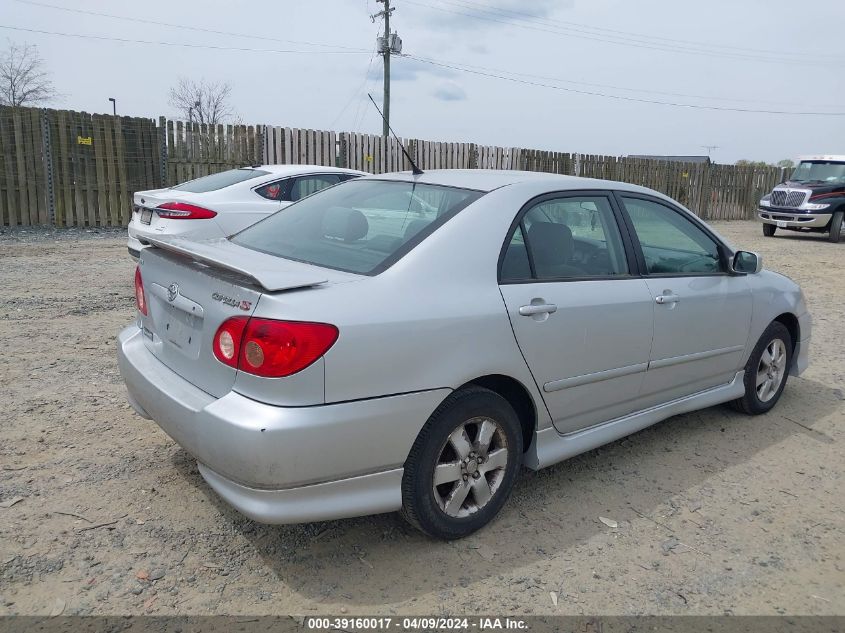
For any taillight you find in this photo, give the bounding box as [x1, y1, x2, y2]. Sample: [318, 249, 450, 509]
[134, 266, 147, 315]
[212, 316, 249, 368]
[212, 317, 338, 377]
[155, 202, 217, 220]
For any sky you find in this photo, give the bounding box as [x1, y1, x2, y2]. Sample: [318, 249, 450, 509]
[2, 0, 843, 164]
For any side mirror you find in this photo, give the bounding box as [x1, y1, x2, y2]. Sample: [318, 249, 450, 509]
[732, 250, 762, 274]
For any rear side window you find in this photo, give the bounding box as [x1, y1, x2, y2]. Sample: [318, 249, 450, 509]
[232, 180, 483, 275]
[255, 180, 287, 201]
[501, 195, 628, 281]
[290, 175, 342, 201]
[171, 168, 270, 193]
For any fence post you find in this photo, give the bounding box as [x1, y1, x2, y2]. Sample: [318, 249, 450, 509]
[158, 116, 168, 187]
[700, 161, 714, 219]
[468, 143, 478, 169]
[40, 108, 56, 225]
[338, 133, 348, 169]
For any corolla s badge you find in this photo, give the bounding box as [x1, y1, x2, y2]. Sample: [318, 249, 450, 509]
[212, 292, 252, 311]
[167, 283, 179, 302]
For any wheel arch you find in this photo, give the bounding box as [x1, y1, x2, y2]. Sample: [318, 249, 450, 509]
[774, 312, 799, 350]
[459, 374, 538, 453]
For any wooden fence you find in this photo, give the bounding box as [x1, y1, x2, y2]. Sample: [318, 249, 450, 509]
[167, 119, 262, 185]
[0, 105, 784, 227]
[0, 107, 160, 227]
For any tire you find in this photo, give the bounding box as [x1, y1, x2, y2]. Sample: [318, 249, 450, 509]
[730, 321, 792, 415]
[401, 386, 523, 540]
[762, 223, 776, 237]
[828, 210, 843, 243]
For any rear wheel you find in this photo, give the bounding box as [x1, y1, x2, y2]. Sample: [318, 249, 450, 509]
[401, 387, 522, 540]
[763, 223, 776, 237]
[828, 210, 843, 243]
[730, 321, 792, 415]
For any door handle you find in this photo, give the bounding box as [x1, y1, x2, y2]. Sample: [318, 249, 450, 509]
[655, 293, 680, 305]
[519, 303, 558, 316]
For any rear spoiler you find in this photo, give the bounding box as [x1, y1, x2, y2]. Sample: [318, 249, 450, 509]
[143, 236, 328, 292]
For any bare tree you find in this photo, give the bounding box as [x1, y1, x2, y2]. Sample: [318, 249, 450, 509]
[0, 41, 58, 107]
[168, 77, 236, 125]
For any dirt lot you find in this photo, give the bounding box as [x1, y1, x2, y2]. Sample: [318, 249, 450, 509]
[0, 222, 842, 617]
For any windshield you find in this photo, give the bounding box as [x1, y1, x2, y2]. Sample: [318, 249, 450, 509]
[232, 180, 484, 275]
[789, 161, 845, 184]
[171, 168, 270, 193]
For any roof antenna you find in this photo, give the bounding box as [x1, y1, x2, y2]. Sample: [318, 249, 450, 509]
[367, 93, 423, 175]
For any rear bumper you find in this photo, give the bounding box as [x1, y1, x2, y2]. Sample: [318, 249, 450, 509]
[127, 233, 144, 259]
[759, 210, 832, 229]
[117, 325, 449, 523]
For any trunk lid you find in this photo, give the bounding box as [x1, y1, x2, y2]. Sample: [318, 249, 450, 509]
[133, 188, 211, 234]
[136, 238, 335, 398]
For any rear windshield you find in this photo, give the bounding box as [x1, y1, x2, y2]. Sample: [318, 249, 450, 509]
[171, 168, 270, 193]
[231, 180, 483, 275]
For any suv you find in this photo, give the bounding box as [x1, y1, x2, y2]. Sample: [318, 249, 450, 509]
[759, 155, 845, 243]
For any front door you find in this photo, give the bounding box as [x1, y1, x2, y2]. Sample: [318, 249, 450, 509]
[617, 195, 753, 405]
[498, 193, 655, 434]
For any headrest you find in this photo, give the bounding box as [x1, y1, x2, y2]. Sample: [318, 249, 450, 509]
[322, 207, 368, 242]
[403, 219, 429, 241]
[527, 222, 573, 263]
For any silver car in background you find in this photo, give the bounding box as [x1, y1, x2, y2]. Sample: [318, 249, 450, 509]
[118, 170, 811, 539]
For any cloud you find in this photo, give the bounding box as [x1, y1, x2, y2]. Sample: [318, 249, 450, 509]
[433, 80, 467, 101]
[411, 0, 571, 31]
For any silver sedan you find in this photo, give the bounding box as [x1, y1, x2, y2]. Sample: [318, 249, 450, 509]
[118, 169, 811, 539]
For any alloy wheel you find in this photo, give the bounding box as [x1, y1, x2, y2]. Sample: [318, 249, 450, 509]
[432, 417, 509, 518]
[756, 338, 787, 402]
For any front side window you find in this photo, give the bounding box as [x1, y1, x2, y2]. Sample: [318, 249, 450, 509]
[621, 197, 722, 275]
[171, 168, 270, 193]
[501, 195, 628, 281]
[232, 180, 483, 275]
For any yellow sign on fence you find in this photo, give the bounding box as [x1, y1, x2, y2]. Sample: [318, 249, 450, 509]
[77, 135, 92, 145]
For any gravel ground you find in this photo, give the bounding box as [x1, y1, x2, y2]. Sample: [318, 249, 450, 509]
[0, 222, 842, 616]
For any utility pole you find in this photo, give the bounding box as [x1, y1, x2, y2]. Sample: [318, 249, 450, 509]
[372, 0, 402, 137]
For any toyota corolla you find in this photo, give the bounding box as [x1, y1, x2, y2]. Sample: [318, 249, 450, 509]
[118, 169, 811, 539]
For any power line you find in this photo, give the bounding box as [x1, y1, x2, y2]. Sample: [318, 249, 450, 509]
[0, 25, 371, 55]
[432, 0, 841, 60]
[403, 0, 842, 67]
[10, 0, 370, 53]
[329, 30, 381, 130]
[411, 55, 839, 109]
[402, 55, 845, 116]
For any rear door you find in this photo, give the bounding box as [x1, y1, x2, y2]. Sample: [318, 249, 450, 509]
[498, 192, 655, 434]
[616, 194, 752, 404]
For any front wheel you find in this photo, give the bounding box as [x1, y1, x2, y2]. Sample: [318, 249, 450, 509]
[828, 210, 843, 243]
[730, 321, 792, 415]
[401, 387, 523, 540]
[763, 223, 776, 237]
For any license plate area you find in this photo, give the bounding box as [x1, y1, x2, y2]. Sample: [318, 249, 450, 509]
[160, 304, 202, 358]
[140, 208, 153, 225]
[776, 220, 788, 228]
